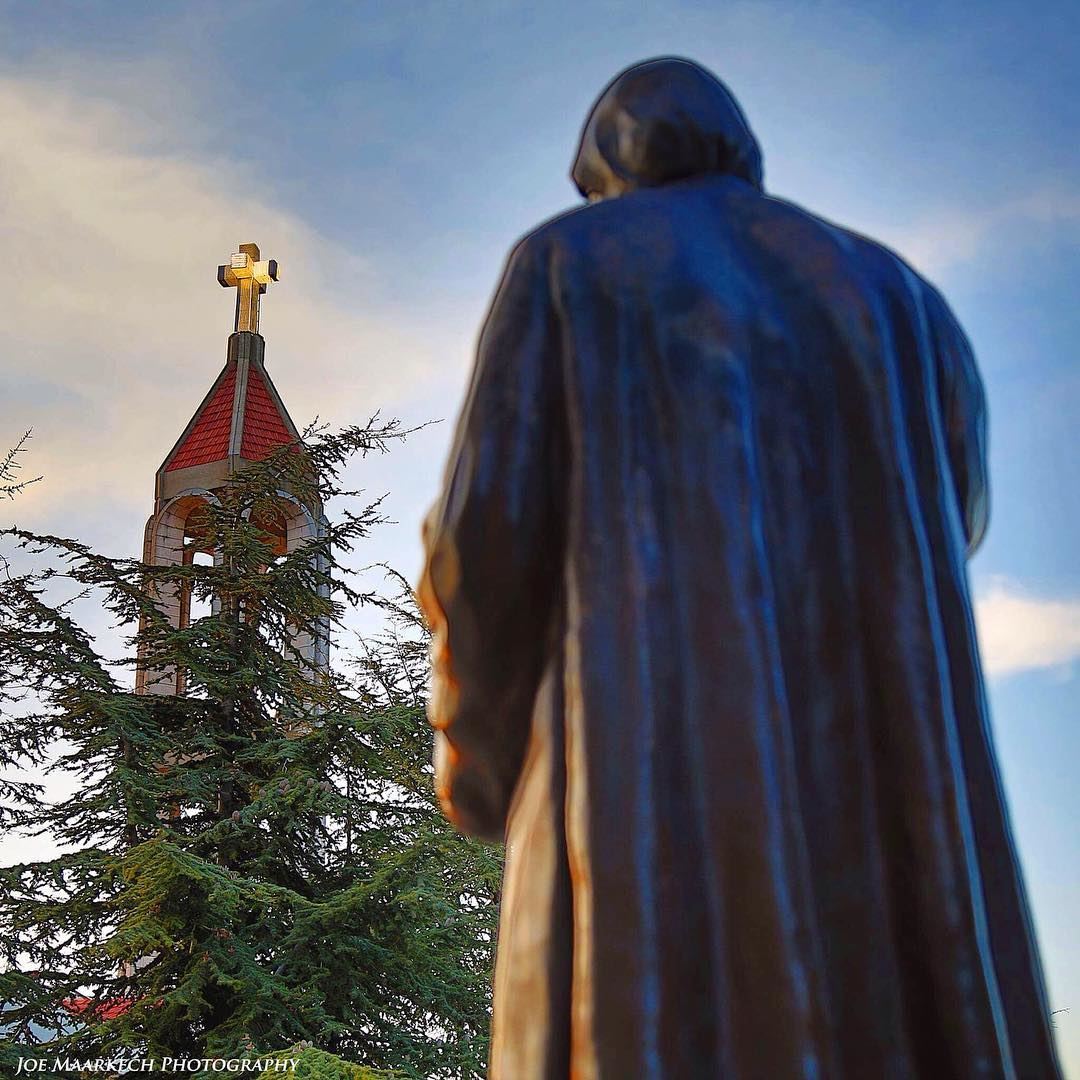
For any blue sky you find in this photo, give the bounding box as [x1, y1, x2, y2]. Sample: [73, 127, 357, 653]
[1, 0, 1077, 1070]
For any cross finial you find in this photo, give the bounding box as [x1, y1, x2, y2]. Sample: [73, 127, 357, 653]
[217, 242, 280, 334]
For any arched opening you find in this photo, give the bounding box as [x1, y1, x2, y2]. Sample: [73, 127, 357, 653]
[251, 503, 289, 559]
[187, 550, 215, 623]
[137, 488, 328, 697]
[178, 496, 216, 630]
[137, 490, 216, 696]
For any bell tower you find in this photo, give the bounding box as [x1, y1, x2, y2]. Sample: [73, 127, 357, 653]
[136, 243, 329, 695]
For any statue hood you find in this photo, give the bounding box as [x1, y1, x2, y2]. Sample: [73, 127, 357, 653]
[571, 57, 763, 197]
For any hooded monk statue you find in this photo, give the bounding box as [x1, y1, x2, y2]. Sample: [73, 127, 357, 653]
[417, 56, 1063, 1080]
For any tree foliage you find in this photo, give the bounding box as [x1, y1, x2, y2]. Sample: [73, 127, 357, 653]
[0, 423, 500, 1079]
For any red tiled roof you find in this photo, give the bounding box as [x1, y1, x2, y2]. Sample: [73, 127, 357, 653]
[240, 365, 296, 460]
[165, 363, 296, 473]
[63, 995, 134, 1020]
[166, 367, 236, 472]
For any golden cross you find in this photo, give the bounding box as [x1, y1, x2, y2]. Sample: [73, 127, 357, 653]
[217, 242, 280, 334]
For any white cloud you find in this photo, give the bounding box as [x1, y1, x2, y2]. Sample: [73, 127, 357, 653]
[975, 578, 1080, 679]
[0, 70, 442, 524]
[870, 187, 1080, 279]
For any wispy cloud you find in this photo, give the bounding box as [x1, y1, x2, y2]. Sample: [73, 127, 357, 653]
[871, 187, 1080, 279]
[0, 70, 438, 522]
[975, 577, 1080, 679]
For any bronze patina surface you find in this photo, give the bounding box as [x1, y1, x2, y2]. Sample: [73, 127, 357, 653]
[419, 57, 1062, 1079]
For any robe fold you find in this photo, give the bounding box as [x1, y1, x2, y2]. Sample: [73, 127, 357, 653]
[418, 57, 1061, 1080]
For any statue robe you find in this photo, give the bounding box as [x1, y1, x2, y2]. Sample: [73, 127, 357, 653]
[418, 58, 1062, 1080]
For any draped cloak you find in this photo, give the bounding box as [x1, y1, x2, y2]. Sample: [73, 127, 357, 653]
[417, 58, 1062, 1080]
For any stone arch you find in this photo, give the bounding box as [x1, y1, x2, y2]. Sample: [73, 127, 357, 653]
[135, 488, 329, 696]
[136, 489, 219, 695]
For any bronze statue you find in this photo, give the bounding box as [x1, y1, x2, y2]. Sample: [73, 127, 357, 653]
[418, 57, 1062, 1079]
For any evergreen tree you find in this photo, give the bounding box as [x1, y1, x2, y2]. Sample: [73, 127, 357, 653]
[0, 422, 501, 1079]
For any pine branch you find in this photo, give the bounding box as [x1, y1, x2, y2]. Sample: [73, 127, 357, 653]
[1, 420, 497, 1078]
[0, 429, 43, 500]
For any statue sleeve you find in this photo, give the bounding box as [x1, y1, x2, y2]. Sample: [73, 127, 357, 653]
[418, 234, 566, 841]
[927, 285, 990, 556]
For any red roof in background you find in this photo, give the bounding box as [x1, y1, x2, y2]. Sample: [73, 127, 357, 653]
[165, 362, 296, 473]
[63, 995, 134, 1021]
[166, 366, 236, 472]
[241, 365, 296, 460]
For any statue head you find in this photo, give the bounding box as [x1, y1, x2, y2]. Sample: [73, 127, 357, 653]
[571, 57, 763, 202]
